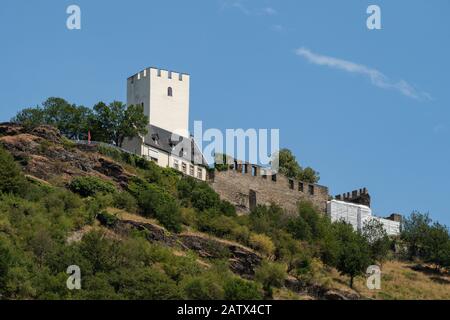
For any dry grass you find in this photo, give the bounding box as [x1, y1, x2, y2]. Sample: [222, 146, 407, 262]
[327, 260, 450, 300]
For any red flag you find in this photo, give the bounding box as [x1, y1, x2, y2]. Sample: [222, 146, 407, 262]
[88, 130, 91, 145]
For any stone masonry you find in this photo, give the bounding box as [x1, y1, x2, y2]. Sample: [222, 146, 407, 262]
[210, 160, 329, 215]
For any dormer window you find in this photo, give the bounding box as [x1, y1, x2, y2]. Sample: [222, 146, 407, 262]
[168, 87, 173, 97]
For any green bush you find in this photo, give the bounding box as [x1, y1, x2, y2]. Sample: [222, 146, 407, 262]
[113, 191, 137, 212]
[0, 147, 27, 194]
[182, 276, 225, 300]
[68, 176, 116, 197]
[97, 211, 119, 227]
[137, 184, 182, 233]
[224, 277, 263, 300]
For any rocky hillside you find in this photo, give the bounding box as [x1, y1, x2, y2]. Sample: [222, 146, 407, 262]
[0, 123, 132, 187]
[0, 123, 448, 300]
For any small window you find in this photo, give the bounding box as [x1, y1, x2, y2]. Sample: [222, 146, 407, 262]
[189, 165, 195, 176]
[272, 174, 277, 182]
[197, 168, 203, 179]
[157, 69, 161, 77]
[168, 87, 173, 97]
[150, 157, 158, 163]
[130, 77, 134, 84]
[179, 74, 183, 81]
[168, 71, 172, 79]
[173, 159, 179, 170]
[298, 182, 304, 192]
[289, 179, 294, 190]
[308, 185, 315, 196]
[251, 166, 257, 177]
[182, 162, 187, 174]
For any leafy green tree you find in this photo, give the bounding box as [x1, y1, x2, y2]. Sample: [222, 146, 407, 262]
[138, 184, 182, 232]
[333, 222, 372, 288]
[255, 262, 286, 299]
[11, 107, 45, 129]
[0, 147, 27, 194]
[68, 176, 116, 197]
[277, 149, 303, 179]
[362, 218, 391, 266]
[401, 211, 432, 260]
[422, 222, 450, 271]
[0, 241, 13, 295]
[91, 101, 148, 147]
[276, 149, 320, 183]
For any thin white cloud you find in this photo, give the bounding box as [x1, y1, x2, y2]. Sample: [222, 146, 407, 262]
[295, 47, 431, 100]
[220, 1, 277, 16]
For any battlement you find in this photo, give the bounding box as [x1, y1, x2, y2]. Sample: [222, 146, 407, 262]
[335, 188, 371, 207]
[128, 67, 190, 82]
[210, 157, 329, 214]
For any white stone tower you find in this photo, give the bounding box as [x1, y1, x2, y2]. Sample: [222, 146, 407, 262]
[127, 67, 190, 137]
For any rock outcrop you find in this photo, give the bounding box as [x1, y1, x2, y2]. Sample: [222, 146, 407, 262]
[0, 123, 132, 186]
[110, 218, 262, 278]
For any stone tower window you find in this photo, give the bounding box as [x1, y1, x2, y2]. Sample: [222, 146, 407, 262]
[179, 74, 183, 81]
[168, 87, 173, 97]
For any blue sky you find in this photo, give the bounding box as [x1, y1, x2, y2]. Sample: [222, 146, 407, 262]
[0, 0, 449, 225]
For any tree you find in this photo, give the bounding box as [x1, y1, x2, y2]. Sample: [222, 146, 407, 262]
[12, 97, 93, 139]
[276, 149, 319, 183]
[333, 222, 372, 288]
[422, 222, 450, 271]
[255, 262, 286, 299]
[91, 101, 148, 147]
[362, 218, 391, 266]
[11, 107, 45, 129]
[0, 147, 27, 194]
[401, 211, 432, 260]
[277, 149, 302, 179]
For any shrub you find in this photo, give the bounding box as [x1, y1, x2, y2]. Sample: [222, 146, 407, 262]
[97, 211, 119, 227]
[196, 212, 239, 238]
[137, 184, 182, 233]
[69, 176, 116, 197]
[249, 234, 275, 258]
[224, 277, 263, 300]
[113, 191, 137, 212]
[182, 276, 225, 300]
[255, 262, 286, 299]
[0, 147, 26, 194]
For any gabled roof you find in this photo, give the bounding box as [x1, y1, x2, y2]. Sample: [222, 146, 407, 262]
[142, 125, 209, 167]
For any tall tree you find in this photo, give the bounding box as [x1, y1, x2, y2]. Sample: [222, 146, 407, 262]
[276, 149, 320, 183]
[91, 101, 148, 147]
[333, 222, 372, 288]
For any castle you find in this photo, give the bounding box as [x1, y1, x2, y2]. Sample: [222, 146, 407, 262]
[122, 67, 401, 235]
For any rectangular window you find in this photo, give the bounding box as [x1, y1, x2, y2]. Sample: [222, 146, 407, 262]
[197, 168, 203, 179]
[179, 74, 183, 81]
[157, 69, 161, 77]
[299, 182, 304, 192]
[130, 77, 134, 84]
[182, 162, 187, 174]
[168, 71, 172, 79]
[308, 185, 315, 196]
[289, 179, 294, 190]
[189, 165, 194, 176]
[173, 159, 179, 170]
[150, 157, 158, 163]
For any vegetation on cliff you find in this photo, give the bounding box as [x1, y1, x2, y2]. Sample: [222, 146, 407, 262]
[0, 120, 448, 300]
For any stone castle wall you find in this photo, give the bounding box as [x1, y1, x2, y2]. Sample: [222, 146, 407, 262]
[210, 164, 329, 215]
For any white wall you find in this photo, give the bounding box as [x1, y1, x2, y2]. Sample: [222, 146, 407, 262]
[127, 67, 190, 138]
[327, 200, 400, 236]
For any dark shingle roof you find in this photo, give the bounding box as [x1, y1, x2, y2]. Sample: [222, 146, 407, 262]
[142, 125, 208, 167]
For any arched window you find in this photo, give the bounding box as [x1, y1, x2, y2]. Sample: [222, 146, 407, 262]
[168, 87, 173, 97]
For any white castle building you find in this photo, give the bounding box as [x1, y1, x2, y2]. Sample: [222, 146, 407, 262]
[327, 200, 401, 236]
[123, 67, 208, 181]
